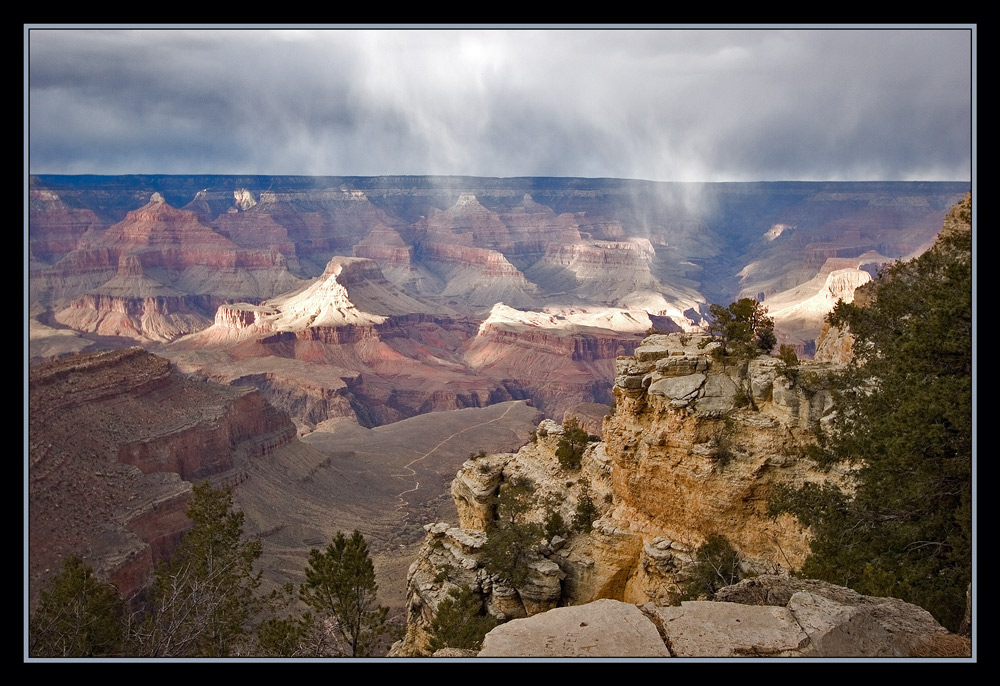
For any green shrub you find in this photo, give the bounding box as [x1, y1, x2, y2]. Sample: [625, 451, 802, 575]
[700, 298, 776, 358]
[544, 509, 568, 539]
[777, 344, 800, 383]
[732, 381, 754, 409]
[713, 417, 739, 467]
[428, 586, 498, 653]
[29, 556, 126, 657]
[678, 534, 745, 601]
[572, 494, 600, 534]
[479, 477, 543, 587]
[556, 418, 589, 470]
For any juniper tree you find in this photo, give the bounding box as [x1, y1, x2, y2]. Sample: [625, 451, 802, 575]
[770, 206, 972, 631]
[556, 418, 589, 470]
[678, 535, 745, 601]
[428, 585, 498, 652]
[702, 298, 776, 358]
[478, 477, 543, 587]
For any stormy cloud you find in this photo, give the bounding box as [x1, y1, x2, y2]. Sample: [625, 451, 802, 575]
[27, 27, 973, 181]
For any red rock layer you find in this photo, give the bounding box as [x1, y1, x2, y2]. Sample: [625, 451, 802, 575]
[28, 348, 296, 603]
[29, 188, 105, 265]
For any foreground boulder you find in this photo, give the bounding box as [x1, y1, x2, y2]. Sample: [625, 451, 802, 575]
[472, 576, 966, 658]
[711, 576, 959, 658]
[478, 600, 670, 658]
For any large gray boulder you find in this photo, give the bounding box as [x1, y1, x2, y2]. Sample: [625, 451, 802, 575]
[648, 601, 814, 657]
[474, 576, 963, 658]
[714, 575, 954, 657]
[478, 599, 670, 658]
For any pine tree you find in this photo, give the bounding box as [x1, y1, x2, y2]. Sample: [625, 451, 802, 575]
[299, 530, 389, 657]
[677, 535, 745, 601]
[478, 477, 543, 587]
[555, 418, 589, 470]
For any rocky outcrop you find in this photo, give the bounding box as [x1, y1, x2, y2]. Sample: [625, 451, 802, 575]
[462, 303, 646, 418]
[664, 574, 961, 657]
[939, 191, 972, 243]
[468, 576, 964, 658]
[813, 320, 854, 364]
[602, 335, 848, 596]
[397, 335, 855, 654]
[28, 347, 297, 604]
[397, 328, 973, 657]
[28, 187, 104, 266]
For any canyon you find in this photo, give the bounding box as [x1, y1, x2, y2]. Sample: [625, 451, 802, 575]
[26, 176, 971, 657]
[30, 176, 967, 426]
[28, 345, 541, 614]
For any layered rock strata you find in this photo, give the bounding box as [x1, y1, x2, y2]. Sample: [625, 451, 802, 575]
[31, 192, 305, 334]
[32, 177, 967, 356]
[28, 347, 296, 604]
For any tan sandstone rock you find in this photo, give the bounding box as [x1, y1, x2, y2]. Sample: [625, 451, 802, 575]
[478, 599, 670, 658]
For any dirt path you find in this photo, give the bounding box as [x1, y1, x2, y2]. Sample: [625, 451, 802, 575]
[390, 402, 518, 512]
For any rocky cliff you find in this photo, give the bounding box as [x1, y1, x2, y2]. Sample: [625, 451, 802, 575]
[27, 347, 297, 604]
[31, 191, 306, 341]
[167, 258, 652, 428]
[394, 334, 853, 655]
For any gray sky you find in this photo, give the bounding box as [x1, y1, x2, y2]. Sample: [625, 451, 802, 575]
[26, 27, 974, 181]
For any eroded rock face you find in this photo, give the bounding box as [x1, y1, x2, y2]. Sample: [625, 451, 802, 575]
[31, 178, 968, 432]
[33, 193, 306, 341]
[602, 334, 851, 604]
[29, 187, 104, 266]
[396, 335, 856, 654]
[28, 347, 296, 604]
[31, 177, 967, 356]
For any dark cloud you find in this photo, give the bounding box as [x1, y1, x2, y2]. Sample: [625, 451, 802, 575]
[27, 27, 973, 181]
